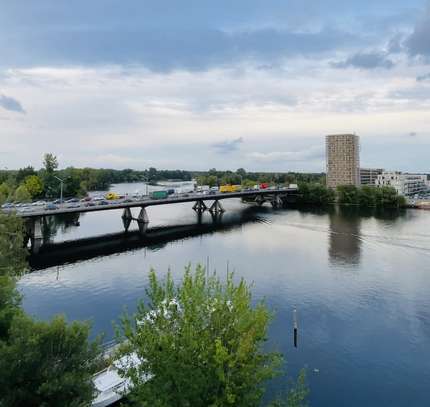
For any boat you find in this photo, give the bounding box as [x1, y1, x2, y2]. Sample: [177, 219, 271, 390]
[92, 352, 141, 407]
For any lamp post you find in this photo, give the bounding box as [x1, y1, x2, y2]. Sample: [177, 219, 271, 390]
[53, 175, 64, 203]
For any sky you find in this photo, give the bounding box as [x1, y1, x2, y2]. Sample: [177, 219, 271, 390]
[0, 0, 430, 172]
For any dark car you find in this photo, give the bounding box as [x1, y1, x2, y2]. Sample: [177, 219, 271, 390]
[45, 203, 58, 211]
[85, 202, 96, 207]
[98, 200, 109, 205]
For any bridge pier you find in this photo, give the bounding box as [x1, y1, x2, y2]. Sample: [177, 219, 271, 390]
[25, 217, 43, 254]
[137, 207, 149, 235]
[209, 200, 225, 214]
[271, 195, 283, 208]
[122, 208, 133, 232]
[193, 200, 208, 213]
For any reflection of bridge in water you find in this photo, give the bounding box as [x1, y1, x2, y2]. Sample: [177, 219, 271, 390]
[28, 207, 270, 270]
[20, 188, 298, 253]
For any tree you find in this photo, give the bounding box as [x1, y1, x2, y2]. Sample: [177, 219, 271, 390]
[0, 314, 101, 407]
[0, 214, 27, 340]
[24, 175, 44, 199]
[16, 166, 36, 184]
[14, 184, 32, 202]
[0, 182, 11, 204]
[118, 265, 283, 407]
[43, 153, 58, 173]
[357, 186, 376, 207]
[336, 185, 359, 205]
[0, 213, 28, 278]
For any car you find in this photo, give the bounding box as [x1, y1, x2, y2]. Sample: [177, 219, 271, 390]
[93, 196, 104, 201]
[1, 202, 13, 209]
[45, 203, 58, 211]
[98, 200, 109, 205]
[53, 199, 62, 204]
[66, 198, 79, 203]
[80, 196, 92, 202]
[123, 198, 133, 203]
[85, 202, 96, 207]
[66, 203, 80, 208]
[208, 190, 217, 195]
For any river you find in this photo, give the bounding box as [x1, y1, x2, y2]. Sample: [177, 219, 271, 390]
[18, 182, 430, 406]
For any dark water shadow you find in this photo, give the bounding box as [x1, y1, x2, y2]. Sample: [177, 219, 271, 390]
[28, 207, 269, 271]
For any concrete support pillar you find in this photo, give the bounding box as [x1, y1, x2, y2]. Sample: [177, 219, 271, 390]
[193, 200, 207, 212]
[137, 207, 149, 236]
[122, 207, 132, 232]
[138, 207, 149, 223]
[255, 196, 264, 206]
[26, 217, 43, 254]
[271, 195, 283, 208]
[209, 200, 225, 214]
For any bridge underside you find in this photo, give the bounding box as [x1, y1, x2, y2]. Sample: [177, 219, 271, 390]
[23, 192, 296, 254]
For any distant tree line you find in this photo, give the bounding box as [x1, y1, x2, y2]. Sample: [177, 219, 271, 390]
[297, 183, 406, 208]
[194, 168, 325, 187]
[0, 154, 193, 203]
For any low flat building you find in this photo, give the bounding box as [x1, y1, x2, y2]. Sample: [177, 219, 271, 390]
[360, 168, 384, 186]
[376, 171, 427, 196]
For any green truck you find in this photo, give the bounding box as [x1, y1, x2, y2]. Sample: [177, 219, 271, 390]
[151, 190, 168, 199]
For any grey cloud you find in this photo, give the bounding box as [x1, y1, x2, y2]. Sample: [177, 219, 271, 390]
[0, 94, 25, 113]
[331, 51, 394, 69]
[417, 73, 430, 82]
[212, 137, 243, 153]
[406, 6, 430, 58]
[248, 145, 324, 163]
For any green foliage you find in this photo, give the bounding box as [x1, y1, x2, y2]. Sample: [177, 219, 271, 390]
[0, 183, 11, 204]
[14, 184, 32, 202]
[336, 185, 359, 205]
[16, 166, 37, 184]
[336, 185, 405, 208]
[118, 265, 282, 407]
[0, 314, 101, 407]
[0, 276, 22, 341]
[43, 152, 58, 173]
[297, 183, 335, 206]
[0, 213, 28, 277]
[270, 369, 309, 407]
[24, 175, 44, 198]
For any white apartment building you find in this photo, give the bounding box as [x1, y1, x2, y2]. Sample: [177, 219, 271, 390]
[360, 168, 384, 186]
[375, 171, 427, 196]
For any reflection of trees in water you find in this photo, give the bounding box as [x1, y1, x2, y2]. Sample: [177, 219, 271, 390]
[329, 206, 362, 266]
[42, 213, 82, 241]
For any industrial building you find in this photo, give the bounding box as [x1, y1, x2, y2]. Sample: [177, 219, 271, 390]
[326, 134, 360, 189]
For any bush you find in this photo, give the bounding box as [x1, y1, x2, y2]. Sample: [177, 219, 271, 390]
[117, 265, 283, 407]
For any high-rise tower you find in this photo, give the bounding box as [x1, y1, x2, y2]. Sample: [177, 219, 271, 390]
[326, 134, 360, 188]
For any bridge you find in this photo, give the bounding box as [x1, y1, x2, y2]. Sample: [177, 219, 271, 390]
[6, 187, 298, 253]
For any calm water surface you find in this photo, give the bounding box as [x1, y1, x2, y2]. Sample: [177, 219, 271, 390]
[18, 183, 430, 407]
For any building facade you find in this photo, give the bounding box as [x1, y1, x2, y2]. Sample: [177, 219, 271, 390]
[360, 168, 384, 186]
[375, 171, 427, 196]
[326, 134, 360, 189]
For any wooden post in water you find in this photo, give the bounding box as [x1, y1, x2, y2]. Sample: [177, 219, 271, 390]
[293, 308, 298, 348]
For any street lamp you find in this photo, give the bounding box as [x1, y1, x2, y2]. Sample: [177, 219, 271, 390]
[53, 175, 64, 203]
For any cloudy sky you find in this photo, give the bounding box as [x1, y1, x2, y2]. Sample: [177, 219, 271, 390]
[1, 0, 430, 172]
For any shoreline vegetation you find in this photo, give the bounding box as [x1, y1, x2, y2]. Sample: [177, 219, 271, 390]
[0, 212, 309, 406]
[1, 153, 405, 210]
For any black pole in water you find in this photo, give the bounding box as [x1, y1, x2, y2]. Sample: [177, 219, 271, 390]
[293, 308, 298, 348]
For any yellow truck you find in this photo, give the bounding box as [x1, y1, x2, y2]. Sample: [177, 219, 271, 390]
[220, 185, 240, 193]
[105, 192, 120, 200]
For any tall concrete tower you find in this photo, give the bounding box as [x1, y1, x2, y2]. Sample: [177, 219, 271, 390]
[326, 134, 360, 188]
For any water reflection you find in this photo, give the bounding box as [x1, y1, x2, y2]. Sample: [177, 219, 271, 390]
[329, 206, 362, 266]
[29, 207, 261, 270]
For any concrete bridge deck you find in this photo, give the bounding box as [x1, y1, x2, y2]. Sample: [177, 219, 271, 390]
[12, 188, 298, 219]
[3, 187, 298, 253]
